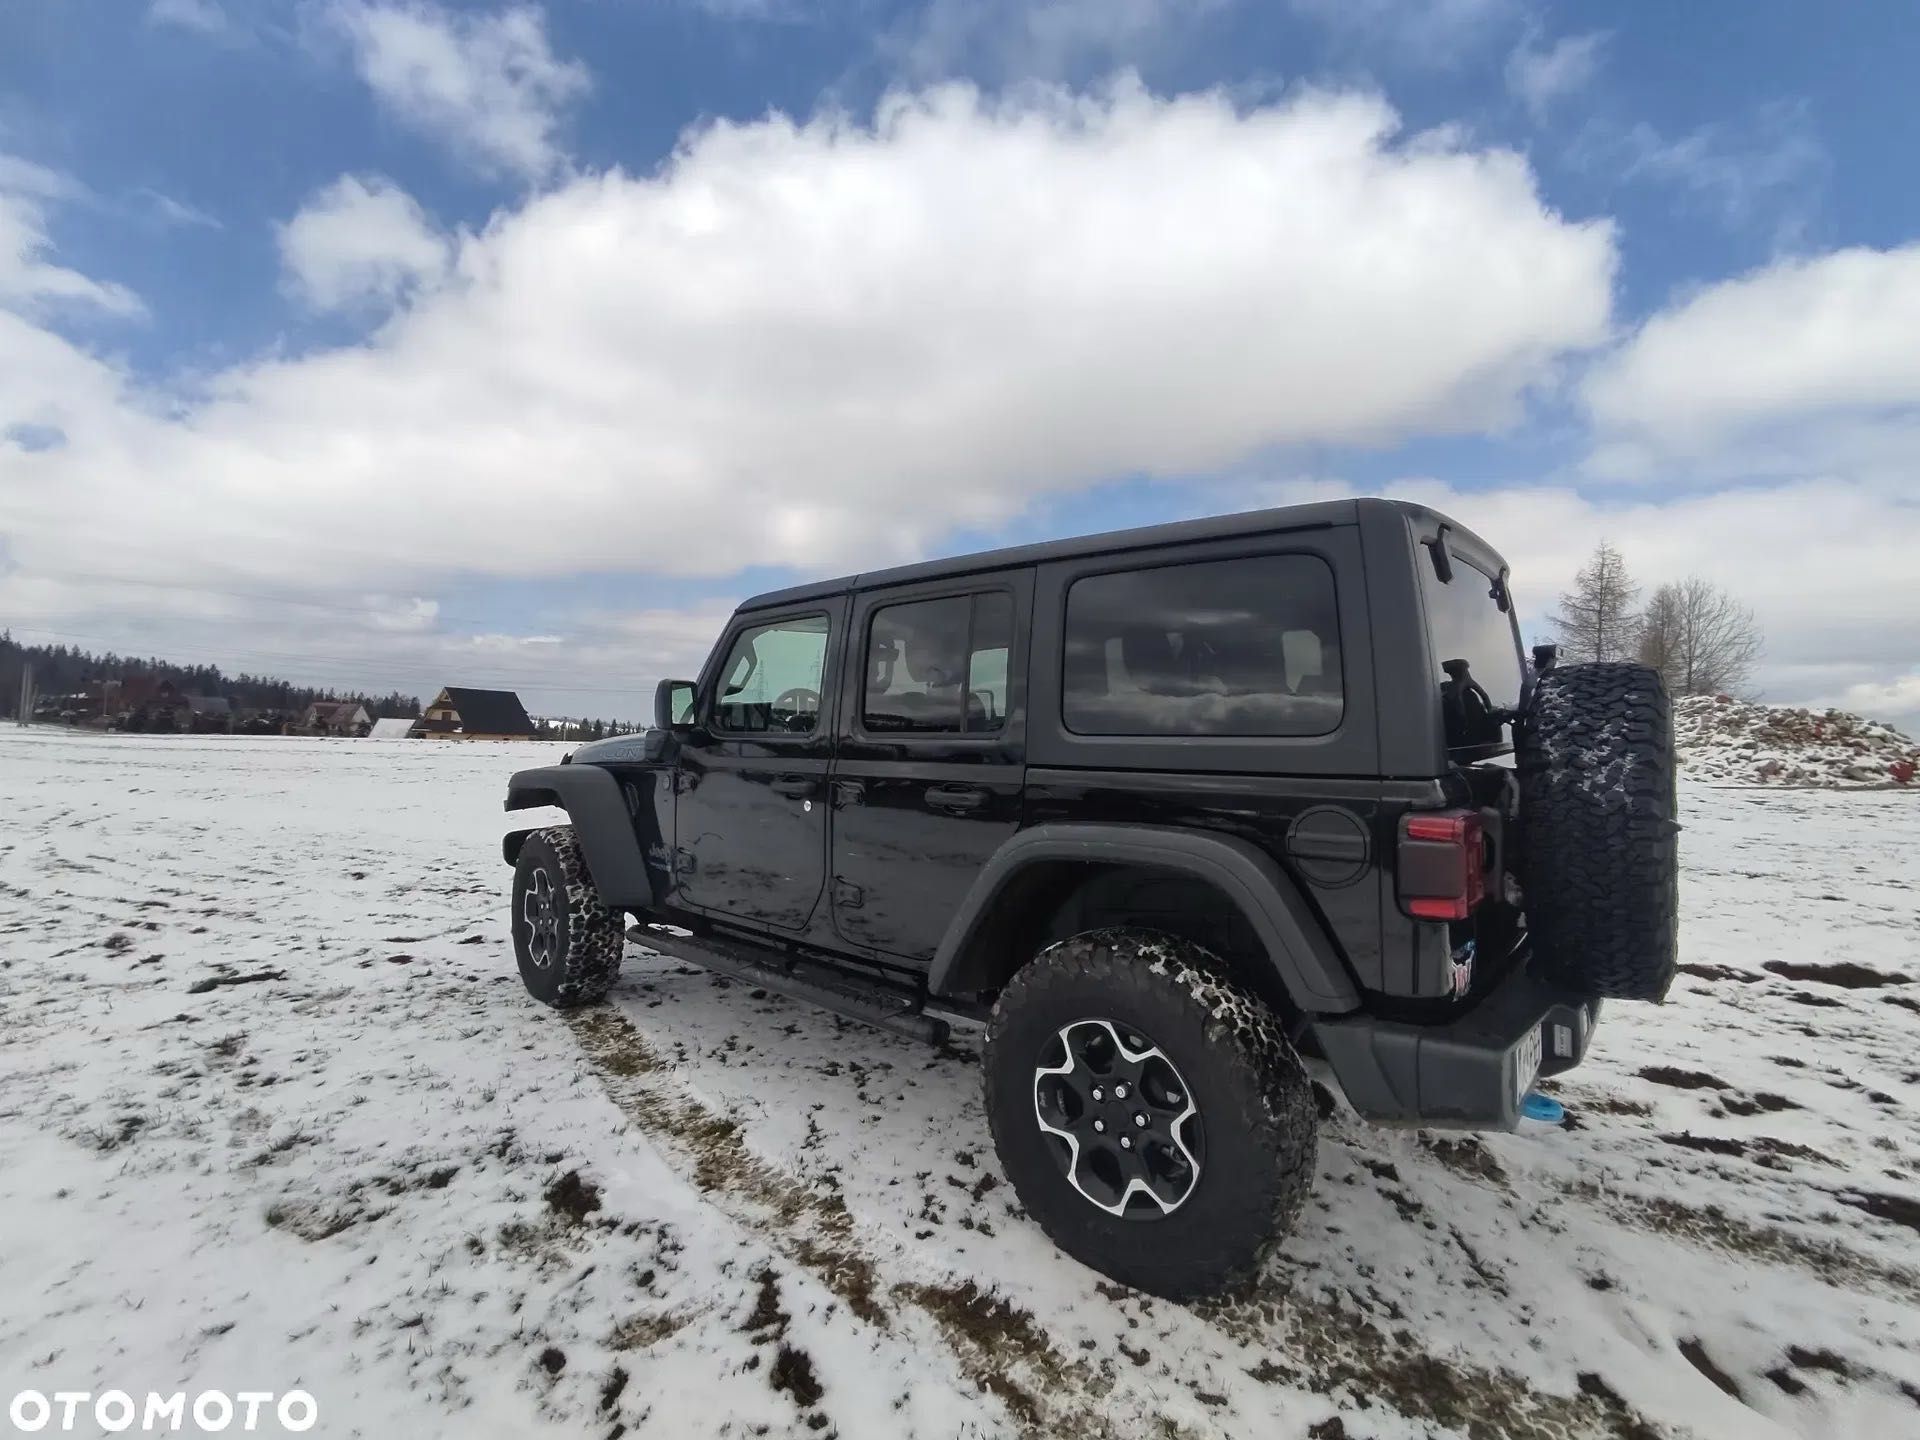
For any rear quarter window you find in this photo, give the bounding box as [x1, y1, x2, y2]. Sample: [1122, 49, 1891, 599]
[1061, 553, 1342, 736]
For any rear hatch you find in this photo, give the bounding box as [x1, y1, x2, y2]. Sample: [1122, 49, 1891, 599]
[1399, 530, 1531, 995]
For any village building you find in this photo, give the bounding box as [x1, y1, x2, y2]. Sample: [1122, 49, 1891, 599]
[412, 687, 537, 740]
[301, 700, 372, 737]
[185, 695, 233, 733]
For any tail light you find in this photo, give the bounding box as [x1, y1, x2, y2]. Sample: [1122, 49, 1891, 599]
[1397, 809, 1486, 921]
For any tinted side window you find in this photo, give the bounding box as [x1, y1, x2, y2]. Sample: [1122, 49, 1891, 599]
[712, 614, 829, 733]
[865, 591, 1014, 734]
[1062, 554, 1342, 736]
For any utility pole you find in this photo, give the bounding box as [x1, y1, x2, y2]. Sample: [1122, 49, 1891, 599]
[16, 663, 31, 726]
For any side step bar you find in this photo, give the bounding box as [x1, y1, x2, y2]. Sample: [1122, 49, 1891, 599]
[627, 922, 951, 1045]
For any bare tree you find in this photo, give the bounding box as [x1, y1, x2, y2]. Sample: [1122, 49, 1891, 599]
[1548, 540, 1641, 662]
[1638, 577, 1762, 696]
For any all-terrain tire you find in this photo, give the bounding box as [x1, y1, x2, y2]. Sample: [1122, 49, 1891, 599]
[1515, 662, 1678, 1002]
[511, 827, 624, 1008]
[983, 929, 1317, 1299]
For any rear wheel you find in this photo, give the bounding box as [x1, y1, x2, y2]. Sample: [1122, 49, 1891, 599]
[511, 827, 623, 1008]
[983, 929, 1317, 1299]
[1516, 662, 1679, 1001]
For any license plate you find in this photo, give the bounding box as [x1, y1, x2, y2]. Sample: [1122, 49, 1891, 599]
[1512, 1026, 1544, 1107]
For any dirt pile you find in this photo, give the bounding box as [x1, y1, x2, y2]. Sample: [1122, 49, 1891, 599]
[1675, 695, 1919, 787]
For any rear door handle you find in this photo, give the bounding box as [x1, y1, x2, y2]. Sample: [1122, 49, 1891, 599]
[925, 784, 987, 813]
[771, 777, 818, 799]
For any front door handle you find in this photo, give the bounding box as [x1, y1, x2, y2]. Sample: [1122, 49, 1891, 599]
[771, 777, 818, 800]
[925, 784, 987, 813]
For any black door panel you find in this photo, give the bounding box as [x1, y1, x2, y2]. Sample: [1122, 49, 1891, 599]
[830, 753, 1022, 959]
[673, 601, 845, 931]
[829, 570, 1032, 964]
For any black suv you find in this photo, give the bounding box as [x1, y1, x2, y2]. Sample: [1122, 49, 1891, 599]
[503, 498, 1678, 1298]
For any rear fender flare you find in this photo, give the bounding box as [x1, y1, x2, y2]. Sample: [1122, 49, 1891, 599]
[504, 764, 653, 911]
[927, 823, 1359, 1012]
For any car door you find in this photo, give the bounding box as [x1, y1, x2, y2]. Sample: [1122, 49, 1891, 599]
[828, 571, 1029, 963]
[672, 600, 845, 931]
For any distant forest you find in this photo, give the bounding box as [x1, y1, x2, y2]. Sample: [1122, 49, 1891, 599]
[0, 632, 421, 720]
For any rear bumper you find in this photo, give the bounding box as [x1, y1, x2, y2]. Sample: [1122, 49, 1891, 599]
[1312, 963, 1598, 1130]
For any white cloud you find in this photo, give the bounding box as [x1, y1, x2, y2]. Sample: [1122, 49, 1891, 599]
[0, 80, 1614, 612]
[0, 154, 85, 203]
[329, 1, 590, 181]
[1505, 30, 1605, 121]
[1289, 0, 1523, 69]
[1585, 243, 1920, 467]
[278, 174, 450, 312]
[1820, 673, 1920, 731]
[149, 0, 228, 34]
[889, 0, 1226, 82]
[1572, 101, 1827, 245]
[1237, 475, 1920, 726]
[0, 185, 142, 318]
[139, 188, 221, 229]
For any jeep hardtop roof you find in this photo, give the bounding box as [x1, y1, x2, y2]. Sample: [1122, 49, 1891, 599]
[738, 496, 1506, 612]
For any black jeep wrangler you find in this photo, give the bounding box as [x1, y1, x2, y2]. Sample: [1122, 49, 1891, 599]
[503, 499, 1678, 1298]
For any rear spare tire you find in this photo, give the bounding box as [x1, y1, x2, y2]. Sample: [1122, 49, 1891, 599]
[1516, 661, 1678, 1002]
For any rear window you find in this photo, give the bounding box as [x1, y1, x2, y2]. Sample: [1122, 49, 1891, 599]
[1062, 554, 1342, 736]
[1421, 555, 1523, 710]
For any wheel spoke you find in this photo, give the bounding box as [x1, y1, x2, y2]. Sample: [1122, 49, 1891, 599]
[522, 867, 557, 969]
[1032, 1018, 1202, 1219]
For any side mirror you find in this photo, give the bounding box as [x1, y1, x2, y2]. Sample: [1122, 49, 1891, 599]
[654, 679, 696, 730]
[1424, 525, 1455, 584]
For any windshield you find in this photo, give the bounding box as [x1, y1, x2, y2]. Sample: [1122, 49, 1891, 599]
[1421, 552, 1524, 734]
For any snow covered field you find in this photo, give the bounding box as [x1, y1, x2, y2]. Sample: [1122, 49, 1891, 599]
[2, 727, 1918, 1440]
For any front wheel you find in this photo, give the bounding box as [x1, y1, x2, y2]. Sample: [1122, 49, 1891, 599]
[983, 929, 1317, 1299]
[511, 827, 624, 1008]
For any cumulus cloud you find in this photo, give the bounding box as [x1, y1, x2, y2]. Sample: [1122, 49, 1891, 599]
[278, 174, 450, 311]
[1237, 475, 1920, 725]
[1821, 672, 1920, 730]
[1, 81, 1614, 602]
[1585, 243, 1920, 471]
[1505, 30, 1605, 121]
[329, 1, 590, 181]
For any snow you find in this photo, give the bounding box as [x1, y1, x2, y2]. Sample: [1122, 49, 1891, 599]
[367, 718, 416, 740]
[1676, 695, 1920, 788]
[2, 725, 1918, 1439]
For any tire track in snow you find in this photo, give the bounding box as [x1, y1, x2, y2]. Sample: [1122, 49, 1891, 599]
[568, 1004, 1125, 1438]
[569, 1000, 1668, 1440]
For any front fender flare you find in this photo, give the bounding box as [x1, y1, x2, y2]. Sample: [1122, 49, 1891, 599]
[927, 823, 1360, 1012]
[504, 764, 653, 911]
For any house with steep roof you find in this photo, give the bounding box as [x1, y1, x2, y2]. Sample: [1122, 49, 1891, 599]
[412, 687, 537, 740]
[301, 700, 371, 736]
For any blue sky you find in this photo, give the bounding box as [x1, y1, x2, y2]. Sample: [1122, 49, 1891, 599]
[2, 0, 1918, 722]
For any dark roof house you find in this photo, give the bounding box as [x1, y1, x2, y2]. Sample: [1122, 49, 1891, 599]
[302, 700, 372, 735]
[414, 687, 537, 740]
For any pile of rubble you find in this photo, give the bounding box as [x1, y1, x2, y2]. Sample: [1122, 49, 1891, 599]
[1674, 695, 1919, 787]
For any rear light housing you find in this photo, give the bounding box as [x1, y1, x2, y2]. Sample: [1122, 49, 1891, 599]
[1397, 808, 1487, 921]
